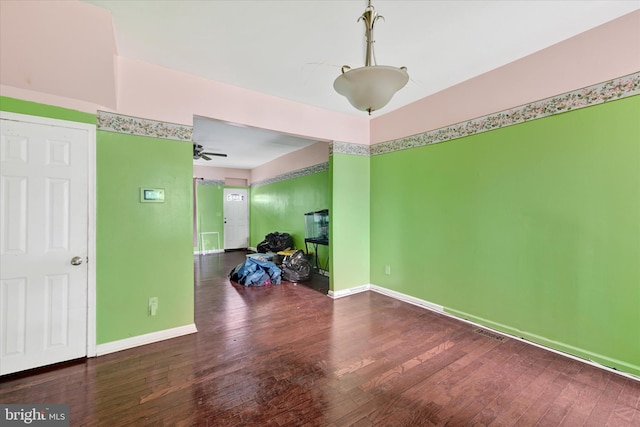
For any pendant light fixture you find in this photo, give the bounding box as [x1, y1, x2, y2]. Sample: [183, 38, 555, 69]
[334, 0, 409, 115]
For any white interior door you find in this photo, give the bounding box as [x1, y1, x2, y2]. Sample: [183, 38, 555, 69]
[0, 115, 91, 375]
[223, 188, 249, 250]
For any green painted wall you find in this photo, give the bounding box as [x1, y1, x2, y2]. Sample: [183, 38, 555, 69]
[250, 171, 329, 268]
[97, 131, 194, 343]
[370, 95, 640, 375]
[1, 97, 195, 345]
[5, 93, 637, 376]
[194, 184, 224, 252]
[331, 154, 370, 291]
[0, 96, 95, 124]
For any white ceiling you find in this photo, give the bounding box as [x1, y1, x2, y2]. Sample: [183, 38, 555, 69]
[84, 0, 639, 169]
[192, 115, 321, 169]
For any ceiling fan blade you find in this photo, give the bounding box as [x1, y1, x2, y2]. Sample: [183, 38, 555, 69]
[202, 152, 228, 157]
[200, 154, 212, 161]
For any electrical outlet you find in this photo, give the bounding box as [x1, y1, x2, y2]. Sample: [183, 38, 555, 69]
[148, 297, 158, 316]
[385, 265, 391, 275]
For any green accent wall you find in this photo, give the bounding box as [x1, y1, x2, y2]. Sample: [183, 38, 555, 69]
[331, 153, 370, 292]
[370, 95, 640, 375]
[97, 131, 194, 344]
[1, 97, 195, 345]
[194, 184, 224, 252]
[0, 97, 95, 124]
[250, 171, 329, 269]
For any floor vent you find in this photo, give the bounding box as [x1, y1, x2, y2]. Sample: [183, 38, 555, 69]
[474, 328, 507, 342]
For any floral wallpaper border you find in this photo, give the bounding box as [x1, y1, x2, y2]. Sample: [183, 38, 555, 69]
[97, 111, 193, 142]
[97, 72, 638, 153]
[330, 73, 640, 157]
[198, 179, 225, 186]
[252, 162, 329, 188]
[329, 141, 371, 157]
[370, 72, 640, 156]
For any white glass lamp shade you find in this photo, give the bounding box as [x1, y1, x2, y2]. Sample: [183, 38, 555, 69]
[334, 65, 409, 113]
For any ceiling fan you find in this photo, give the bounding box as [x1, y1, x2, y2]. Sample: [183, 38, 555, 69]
[193, 143, 227, 160]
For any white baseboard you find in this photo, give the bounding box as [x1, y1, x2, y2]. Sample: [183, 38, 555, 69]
[95, 323, 198, 356]
[194, 249, 224, 255]
[248, 247, 257, 252]
[369, 285, 445, 313]
[328, 284, 371, 299]
[367, 284, 639, 382]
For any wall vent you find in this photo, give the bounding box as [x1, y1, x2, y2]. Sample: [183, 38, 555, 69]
[474, 328, 507, 342]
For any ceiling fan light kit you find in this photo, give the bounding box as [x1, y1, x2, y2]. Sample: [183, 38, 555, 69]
[333, 0, 409, 115]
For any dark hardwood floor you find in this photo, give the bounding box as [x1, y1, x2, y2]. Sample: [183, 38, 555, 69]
[1, 251, 638, 426]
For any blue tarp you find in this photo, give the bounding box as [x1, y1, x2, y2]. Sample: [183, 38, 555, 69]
[229, 257, 282, 286]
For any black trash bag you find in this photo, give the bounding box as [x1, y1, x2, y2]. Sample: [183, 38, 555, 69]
[256, 232, 294, 253]
[282, 250, 311, 282]
[256, 240, 270, 253]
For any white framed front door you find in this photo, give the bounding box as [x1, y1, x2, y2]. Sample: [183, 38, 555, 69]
[223, 188, 249, 250]
[0, 111, 96, 375]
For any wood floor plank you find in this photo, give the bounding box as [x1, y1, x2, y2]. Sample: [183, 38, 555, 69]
[452, 351, 562, 425]
[616, 376, 640, 410]
[560, 383, 605, 427]
[1, 251, 638, 426]
[586, 374, 626, 426]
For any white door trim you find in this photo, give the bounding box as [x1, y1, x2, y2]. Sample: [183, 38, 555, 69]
[0, 111, 97, 358]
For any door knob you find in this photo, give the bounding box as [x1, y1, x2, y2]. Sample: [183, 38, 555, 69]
[70, 256, 84, 266]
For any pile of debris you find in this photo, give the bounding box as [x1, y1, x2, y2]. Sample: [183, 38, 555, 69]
[256, 231, 294, 253]
[229, 232, 312, 285]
